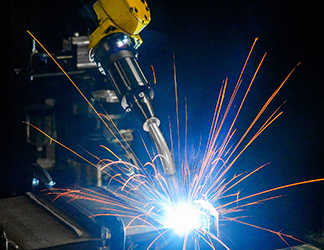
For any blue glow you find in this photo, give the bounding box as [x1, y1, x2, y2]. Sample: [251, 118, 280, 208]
[164, 200, 219, 235]
[116, 36, 130, 48]
[165, 203, 201, 234]
[32, 178, 39, 187]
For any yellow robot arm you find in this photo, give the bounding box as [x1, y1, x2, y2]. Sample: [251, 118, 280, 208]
[88, 0, 176, 178]
[89, 0, 151, 50]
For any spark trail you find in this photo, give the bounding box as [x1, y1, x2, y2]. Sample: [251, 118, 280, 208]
[27, 31, 323, 249]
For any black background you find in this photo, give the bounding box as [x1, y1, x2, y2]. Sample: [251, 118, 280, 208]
[4, 0, 324, 249]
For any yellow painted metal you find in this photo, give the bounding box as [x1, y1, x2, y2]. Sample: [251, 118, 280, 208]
[89, 0, 151, 50]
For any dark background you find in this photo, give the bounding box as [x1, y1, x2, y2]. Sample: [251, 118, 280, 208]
[4, 0, 324, 249]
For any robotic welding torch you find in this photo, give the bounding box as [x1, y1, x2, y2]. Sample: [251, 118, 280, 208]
[89, 0, 176, 177]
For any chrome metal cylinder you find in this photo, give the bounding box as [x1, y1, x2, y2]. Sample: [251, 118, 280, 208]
[145, 118, 175, 176]
[90, 33, 176, 179]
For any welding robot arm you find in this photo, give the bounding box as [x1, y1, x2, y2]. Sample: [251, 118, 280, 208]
[89, 0, 176, 180]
